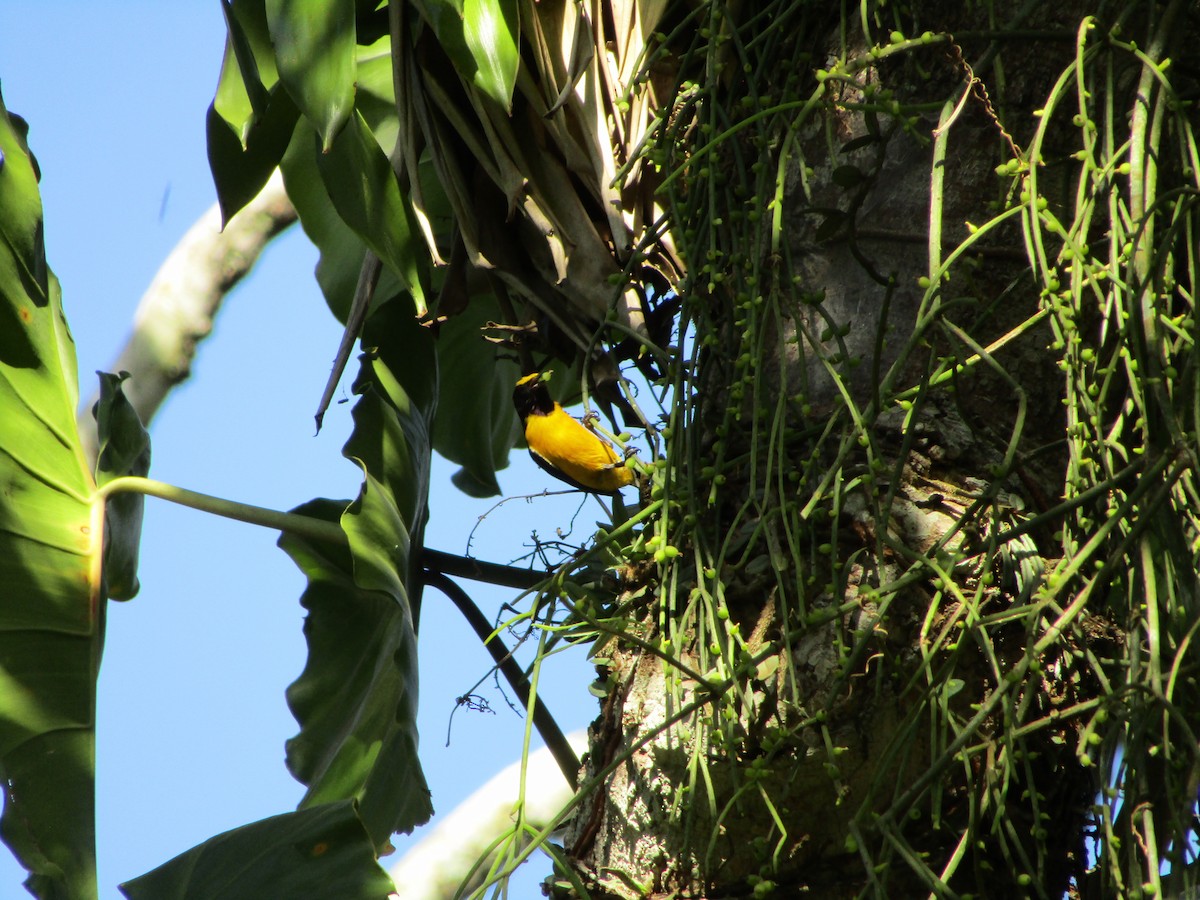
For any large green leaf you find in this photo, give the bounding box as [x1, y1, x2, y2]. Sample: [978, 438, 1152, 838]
[316, 111, 427, 313]
[0, 92, 97, 900]
[431, 294, 519, 497]
[212, 0, 278, 131]
[279, 304, 436, 848]
[0, 92, 151, 900]
[354, 34, 398, 150]
[278, 119, 402, 323]
[462, 0, 520, 110]
[118, 801, 395, 900]
[266, 0, 357, 151]
[416, 0, 520, 110]
[208, 0, 297, 223]
[206, 87, 299, 227]
[273, 33, 440, 320]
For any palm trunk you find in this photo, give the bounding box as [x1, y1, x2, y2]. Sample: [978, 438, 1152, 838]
[558, 3, 1167, 896]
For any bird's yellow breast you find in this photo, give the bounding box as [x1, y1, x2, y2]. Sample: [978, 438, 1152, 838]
[524, 406, 634, 493]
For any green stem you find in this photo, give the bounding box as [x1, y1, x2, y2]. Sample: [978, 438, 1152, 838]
[95, 476, 345, 546]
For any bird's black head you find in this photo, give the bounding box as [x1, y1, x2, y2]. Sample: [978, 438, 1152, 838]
[513, 372, 555, 420]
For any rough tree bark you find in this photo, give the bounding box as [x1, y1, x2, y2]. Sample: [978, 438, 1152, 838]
[558, 3, 1162, 897]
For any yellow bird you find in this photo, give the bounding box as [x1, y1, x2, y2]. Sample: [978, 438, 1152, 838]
[513, 372, 634, 495]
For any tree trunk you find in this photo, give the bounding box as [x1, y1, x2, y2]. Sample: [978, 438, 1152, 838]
[558, 2, 1174, 896]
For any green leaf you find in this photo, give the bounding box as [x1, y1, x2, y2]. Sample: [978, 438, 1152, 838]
[462, 0, 519, 109]
[831, 164, 864, 188]
[317, 112, 427, 313]
[209, 0, 297, 223]
[266, 0, 357, 151]
[431, 295, 520, 497]
[813, 207, 847, 242]
[0, 89, 100, 900]
[92, 372, 151, 601]
[840, 134, 879, 154]
[416, 0, 520, 110]
[271, 36, 408, 318]
[354, 34, 398, 147]
[279, 120, 402, 322]
[280, 304, 436, 847]
[212, 0, 279, 132]
[206, 85, 299, 226]
[118, 801, 395, 900]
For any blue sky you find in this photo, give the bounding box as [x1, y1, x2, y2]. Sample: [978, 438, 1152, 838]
[0, 3, 597, 895]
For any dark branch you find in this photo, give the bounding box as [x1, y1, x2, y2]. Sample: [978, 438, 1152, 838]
[422, 569, 581, 789]
[421, 547, 548, 590]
